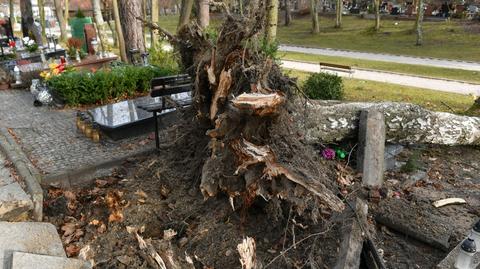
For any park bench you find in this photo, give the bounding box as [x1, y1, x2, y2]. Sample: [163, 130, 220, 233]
[138, 74, 193, 150]
[319, 62, 354, 75]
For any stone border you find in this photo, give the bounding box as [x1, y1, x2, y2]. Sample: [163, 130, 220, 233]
[0, 127, 43, 221]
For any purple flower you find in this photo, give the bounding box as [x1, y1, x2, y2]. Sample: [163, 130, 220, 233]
[322, 148, 336, 160]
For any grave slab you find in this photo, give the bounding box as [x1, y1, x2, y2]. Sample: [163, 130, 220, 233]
[0, 222, 65, 269]
[437, 240, 480, 269]
[11, 252, 91, 269]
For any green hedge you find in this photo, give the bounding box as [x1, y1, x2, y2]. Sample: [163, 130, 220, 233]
[48, 65, 176, 105]
[302, 72, 344, 100]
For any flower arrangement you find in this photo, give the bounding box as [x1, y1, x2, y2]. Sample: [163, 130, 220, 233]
[66, 37, 84, 60]
[40, 63, 71, 80]
[22, 37, 38, 53]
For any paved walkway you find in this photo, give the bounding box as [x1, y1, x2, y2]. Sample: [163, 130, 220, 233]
[0, 90, 154, 185]
[279, 45, 480, 72]
[282, 60, 480, 96]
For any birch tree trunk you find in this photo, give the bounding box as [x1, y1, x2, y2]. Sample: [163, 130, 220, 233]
[335, 0, 342, 28]
[93, 0, 109, 51]
[265, 0, 279, 43]
[197, 0, 209, 28]
[54, 0, 67, 42]
[284, 0, 291, 26]
[311, 0, 319, 34]
[415, 0, 425, 46]
[374, 0, 380, 31]
[118, 0, 146, 61]
[178, 0, 194, 29]
[296, 101, 480, 146]
[151, 0, 159, 49]
[112, 0, 127, 61]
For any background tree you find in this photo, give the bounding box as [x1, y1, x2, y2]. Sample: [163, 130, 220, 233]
[178, 0, 194, 29]
[64, 0, 69, 26]
[335, 0, 342, 28]
[20, 0, 42, 44]
[415, 0, 425, 45]
[197, 0, 209, 28]
[284, 0, 291, 26]
[92, 0, 109, 51]
[112, 0, 127, 61]
[38, 0, 46, 43]
[265, 0, 279, 43]
[9, 0, 16, 25]
[374, 0, 380, 31]
[311, 0, 319, 33]
[118, 0, 146, 61]
[151, 0, 159, 48]
[53, 0, 67, 41]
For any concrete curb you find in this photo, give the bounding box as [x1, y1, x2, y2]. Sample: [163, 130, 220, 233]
[0, 127, 43, 221]
[41, 147, 156, 188]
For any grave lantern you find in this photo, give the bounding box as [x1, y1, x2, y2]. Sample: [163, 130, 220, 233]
[471, 220, 480, 252]
[454, 238, 476, 269]
[141, 52, 149, 66]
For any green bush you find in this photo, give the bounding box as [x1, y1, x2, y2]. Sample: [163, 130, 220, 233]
[48, 65, 176, 105]
[302, 72, 344, 100]
[148, 45, 181, 72]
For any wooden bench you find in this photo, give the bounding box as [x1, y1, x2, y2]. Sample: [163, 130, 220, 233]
[138, 74, 193, 150]
[319, 62, 354, 75]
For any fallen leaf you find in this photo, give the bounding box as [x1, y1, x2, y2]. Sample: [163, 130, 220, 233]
[97, 224, 107, 233]
[108, 210, 124, 223]
[63, 191, 76, 201]
[65, 244, 80, 257]
[135, 190, 148, 199]
[61, 223, 76, 236]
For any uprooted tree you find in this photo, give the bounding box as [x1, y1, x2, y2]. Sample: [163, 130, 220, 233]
[139, 4, 480, 223]
[141, 3, 345, 222]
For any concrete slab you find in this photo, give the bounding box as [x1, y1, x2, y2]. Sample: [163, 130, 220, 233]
[0, 222, 66, 269]
[0, 183, 33, 221]
[11, 252, 91, 269]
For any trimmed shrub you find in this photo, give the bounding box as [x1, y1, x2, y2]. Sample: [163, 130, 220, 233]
[48, 65, 176, 105]
[302, 72, 344, 100]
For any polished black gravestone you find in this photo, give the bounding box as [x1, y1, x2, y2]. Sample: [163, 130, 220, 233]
[88, 93, 191, 140]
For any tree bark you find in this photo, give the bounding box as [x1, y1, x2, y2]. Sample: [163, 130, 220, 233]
[20, 0, 42, 44]
[335, 0, 342, 28]
[311, 0, 319, 34]
[151, 0, 159, 49]
[54, 0, 67, 42]
[112, 0, 128, 61]
[119, 0, 146, 61]
[374, 0, 380, 31]
[296, 101, 480, 146]
[197, 0, 209, 28]
[93, 0, 109, 51]
[284, 0, 291, 26]
[415, 0, 425, 46]
[265, 0, 279, 43]
[178, 0, 194, 29]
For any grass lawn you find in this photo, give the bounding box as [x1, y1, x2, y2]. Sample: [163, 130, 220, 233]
[277, 15, 480, 62]
[285, 69, 474, 113]
[281, 51, 480, 83]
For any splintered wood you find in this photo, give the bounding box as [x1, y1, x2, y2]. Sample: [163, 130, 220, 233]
[231, 139, 345, 213]
[210, 69, 232, 120]
[237, 237, 258, 269]
[232, 93, 286, 117]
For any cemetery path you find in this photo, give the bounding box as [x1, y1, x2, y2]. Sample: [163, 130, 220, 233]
[0, 90, 155, 187]
[282, 60, 480, 96]
[279, 45, 480, 72]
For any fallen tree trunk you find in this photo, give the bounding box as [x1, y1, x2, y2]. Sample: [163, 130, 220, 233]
[297, 101, 480, 146]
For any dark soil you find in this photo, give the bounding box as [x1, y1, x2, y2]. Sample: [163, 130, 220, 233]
[43, 118, 480, 268]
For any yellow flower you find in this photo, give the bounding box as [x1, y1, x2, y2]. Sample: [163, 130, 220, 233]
[40, 71, 47, 78]
[52, 68, 60, 75]
[48, 63, 59, 70]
